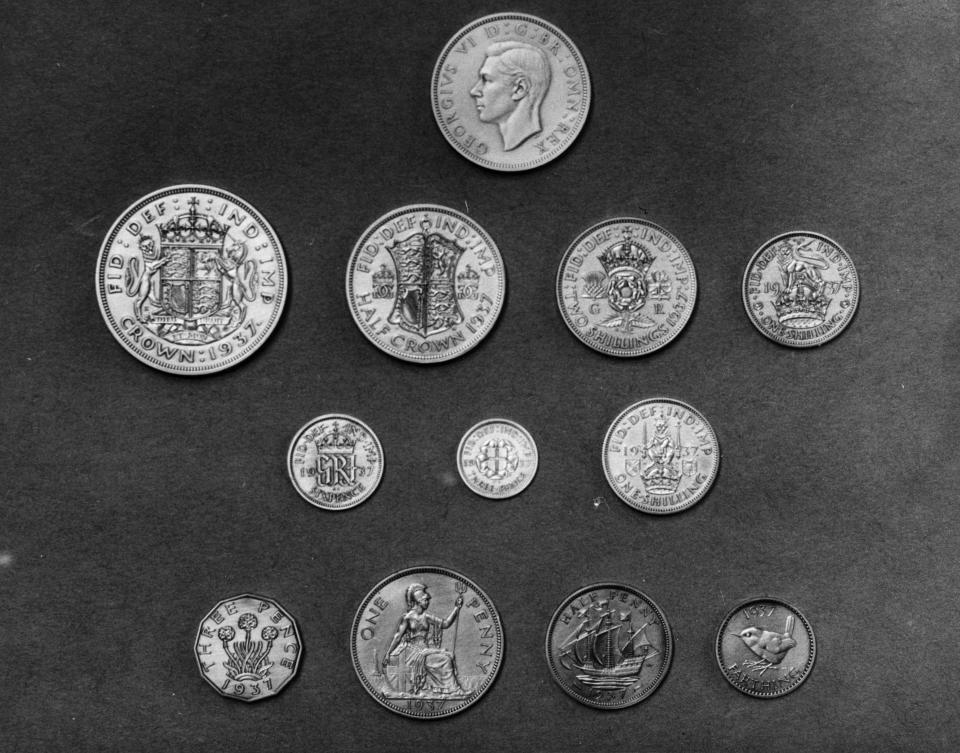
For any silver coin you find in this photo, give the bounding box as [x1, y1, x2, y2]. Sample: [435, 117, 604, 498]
[96, 185, 287, 374]
[346, 205, 506, 363]
[287, 414, 384, 511]
[194, 593, 301, 702]
[716, 598, 816, 698]
[351, 566, 504, 719]
[457, 418, 538, 499]
[557, 218, 697, 357]
[742, 231, 859, 347]
[431, 13, 591, 171]
[545, 583, 673, 709]
[602, 398, 719, 514]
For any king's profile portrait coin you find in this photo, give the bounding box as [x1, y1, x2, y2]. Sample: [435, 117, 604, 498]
[457, 418, 538, 499]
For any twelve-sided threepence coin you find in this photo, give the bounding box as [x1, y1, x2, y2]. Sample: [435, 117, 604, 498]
[557, 218, 697, 357]
[287, 414, 384, 510]
[352, 566, 504, 719]
[96, 185, 287, 374]
[346, 205, 506, 363]
[457, 418, 538, 499]
[195, 594, 301, 702]
[545, 583, 673, 709]
[432, 13, 591, 171]
[602, 398, 719, 514]
[742, 231, 859, 347]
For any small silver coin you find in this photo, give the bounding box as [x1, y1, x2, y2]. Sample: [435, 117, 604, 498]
[742, 231, 859, 347]
[351, 566, 504, 719]
[194, 594, 301, 702]
[457, 418, 538, 499]
[96, 185, 287, 374]
[287, 414, 384, 511]
[602, 398, 719, 514]
[431, 13, 591, 171]
[557, 218, 697, 357]
[545, 583, 673, 709]
[716, 598, 816, 698]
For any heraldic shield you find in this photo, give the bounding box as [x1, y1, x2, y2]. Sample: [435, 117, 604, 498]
[157, 208, 229, 325]
[386, 233, 465, 337]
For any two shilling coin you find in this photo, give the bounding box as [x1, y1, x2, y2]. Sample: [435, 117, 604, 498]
[457, 419, 538, 498]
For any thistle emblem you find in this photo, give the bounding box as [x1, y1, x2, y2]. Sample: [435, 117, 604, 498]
[218, 613, 279, 682]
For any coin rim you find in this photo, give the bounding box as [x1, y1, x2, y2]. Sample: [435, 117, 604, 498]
[456, 418, 539, 499]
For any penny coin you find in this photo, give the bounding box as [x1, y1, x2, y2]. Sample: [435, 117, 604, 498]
[351, 566, 504, 719]
[431, 13, 591, 171]
[716, 598, 816, 698]
[96, 185, 287, 374]
[545, 583, 673, 709]
[457, 418, 538, 499]
[742, 231, 859, 347]
[557, 218, 697, 357]
[194, 593, 301, 702]
[602, 398, 719, 514]
[346, 204, 506, 363]
[287, 414, 384, 511]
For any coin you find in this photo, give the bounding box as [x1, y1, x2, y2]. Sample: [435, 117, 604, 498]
[351, 566, 504, 718]
[287, 414, 384, 511]
[556, 218, 697, 357]
[457, 419, 538, 499]
[96, 185, 287, 374]
[602, 398, 719, 514]
[431, 13, 591, 171]
[346, 205, 506, 363]
[716, 598, 816, 698]
[742, 231, 859, 347]
[194, 593, 301, 702]
[545, 583, 673, 709]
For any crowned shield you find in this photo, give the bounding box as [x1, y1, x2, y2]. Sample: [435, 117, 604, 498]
[386, 233, 465, 337]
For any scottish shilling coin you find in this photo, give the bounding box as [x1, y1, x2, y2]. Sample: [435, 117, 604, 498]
[602, 398, 719, 514]
[346, 205, 505, 363]
[545, 583, 673, 709]
[287, 414, 384, 511]
[457, 418, 538, 499]
[557, 218, 697, 357]
[742, 231, 859, 347]
[194, 594, 301, 702]
[352, 566, 504, 718]
[96, 185, 287, 374]
[432, 13, 591, 171]
[716, 598, 816, 698]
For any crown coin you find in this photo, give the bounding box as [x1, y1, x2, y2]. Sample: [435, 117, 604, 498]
[457, 419, 538, 499]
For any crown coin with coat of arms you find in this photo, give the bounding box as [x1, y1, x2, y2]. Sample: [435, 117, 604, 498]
[457, 418, 538, 499]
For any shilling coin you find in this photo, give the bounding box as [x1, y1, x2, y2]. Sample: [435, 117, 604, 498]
[602, 398, 719, 514]
[346, 205, 506, 363]
[96, 185, 287, 374]
[194, 594, 301, 702]
[557, 218, 697, 357]
[431, 13, 591, 171]
[716, 598, 816, 698]
[742, 231, 859, 347]
[545, 583, 673, 709]
[457, 418, 538, 499]
[287, 414, 384, 510]
[351, 566, 504, 719]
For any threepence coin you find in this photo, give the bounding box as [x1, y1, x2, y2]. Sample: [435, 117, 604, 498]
[557, 218, 697, 357]
[716, 598, 816, 698]
[195, 594, 301, 702]
[352, 566, 504, 719]
[346, 205, 506, 363]
[602, 398, 719, 514]
[96, 185, 287, 374]
[287, 414, 384, 511]
[742, 231, 859, 347]
[545, 583, 673, 709]
[432, 13, 591, 171]
[457, 419, 538, 499]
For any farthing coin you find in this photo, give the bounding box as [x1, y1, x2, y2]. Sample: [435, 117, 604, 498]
[602, 398, 719, 514]
[96, 185, 287, 374]
[557, 218, 697, 357]
[545, 583, 673, 709]
[742, 231, 859, 347]
[457, 418, 538, 499]
[346, 205, 505, 363]
[432, 13, 591, 171]
[716, 598, 816, 698]
[194, 594, 301, 702]
[287, 414, 384, 511]
[351, 566, 504, 719]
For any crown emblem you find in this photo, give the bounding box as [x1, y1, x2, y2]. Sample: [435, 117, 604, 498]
[624, 408, 699, 495]
[218, 613, 278, 682]
[315, 421, 357, 453]
[597, 240, 654, 277]
[372, 263, 396, 299]
[456, 264, 480, 300]
[158, 197, 230, 246]
[773, 245, 835, 329]
[314, 422, 359, 488]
